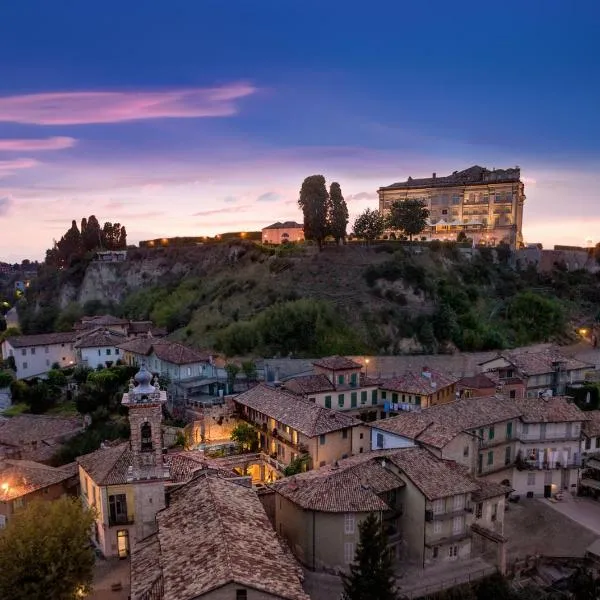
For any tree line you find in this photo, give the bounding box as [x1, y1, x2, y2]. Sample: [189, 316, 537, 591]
[298, 175, 430, 247]
[45, 215, 127, 268]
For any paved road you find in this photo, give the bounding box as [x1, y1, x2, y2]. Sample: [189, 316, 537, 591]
[541, 495, 600, 537]
[88, 558, 130, 600]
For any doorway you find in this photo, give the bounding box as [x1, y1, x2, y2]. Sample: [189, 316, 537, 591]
[117, 530, 129, 558]
[544, 485, 552, 498]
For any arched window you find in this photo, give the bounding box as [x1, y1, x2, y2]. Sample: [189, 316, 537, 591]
[141, 422, 153, 452]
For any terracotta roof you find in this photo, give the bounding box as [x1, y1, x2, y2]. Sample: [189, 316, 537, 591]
[0, 459, 76, 501]
[457, 374, 497, 390]
[515, 396, 586, 423]
[471, 479, 512, 503]
[379, 369, 459, 396]
[0, 415, 83, 447]
[312, 356, 363, 371]
[282, 373, 335, 396]
[272, 454, 404, 512]
[486, 348, 594, 377]
[74, 328, 127, 349]
[132, 475, 310, 600]
[263, 221, 304, 230]
[4, 331, 77, 348]
[583, 411, 600, 438]
[234, 384, 361, 437]
[77, 444, 211, 486]
[373, 397, 522, 449]
[80, 314, 129, 326]
[130, 535, 162, 600]
[117, 338, 209, 365]
[127, 321, 167, 337]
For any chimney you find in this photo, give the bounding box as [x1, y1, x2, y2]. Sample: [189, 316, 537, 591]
[432, 172, 436, 179]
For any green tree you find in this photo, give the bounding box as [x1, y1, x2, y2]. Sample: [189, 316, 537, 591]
[386, 199, 430, 242]
[241, 360, 257, 388]
[328, 182, 349, 244]
[569, 567, 600, 600]
[341, 513, 398, 600]
[353, 209, 385, 244]
[0, 496, 95, 600]
[46, 369, 67, 388]
[298, 175, 329, 250]
[81, 215, 102, 252]
[230, 422, 258, 452]
[0, 371, 13, 388]
[507, 291, 564, 343]
[225, 362, 241, 392]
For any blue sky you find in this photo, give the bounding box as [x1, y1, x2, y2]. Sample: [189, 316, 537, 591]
[0, 0, 599, 260]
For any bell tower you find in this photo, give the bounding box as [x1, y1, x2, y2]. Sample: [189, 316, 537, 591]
[122, 365, 169, 543]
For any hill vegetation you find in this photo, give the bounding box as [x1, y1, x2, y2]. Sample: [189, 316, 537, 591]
[12, 239, 600, 357]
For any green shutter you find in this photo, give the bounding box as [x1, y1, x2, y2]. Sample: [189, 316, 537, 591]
[487, 451, 494, 466]
[381, 391, 387, 400]
[350, 373, 357, 387]
[506, 422, 513, 439]
[489, 426, 495, 440]
[338, 394, 345, 407]
[371, 390, 378, 405]
[361, 391, 367, 404]
[338, 374, 344, 385]
[325, 395, 332, 409]
[392, 393, 398, 402]
[351, 392, 357, 407]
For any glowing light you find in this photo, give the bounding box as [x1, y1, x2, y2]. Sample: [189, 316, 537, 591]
[579, 328, 588, 336]
[1, 483, 8, 492]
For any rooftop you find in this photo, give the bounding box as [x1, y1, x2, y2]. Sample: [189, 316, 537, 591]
[234, 383, 361, 437]
[379, 368, 459, 396]
[74, 327, 127, 349]
[515, 396, 586, 423]
[282, 373, 335, 396]
[0, 414, 83, 447]
[312, 356, 363, 371]
[117, 338, 210, 365]
[78, 314, 129, 327]
[583, 411, 600, 439]
[3, 331, 77, 349]
[380, 165, 521, 191]
[262, 221, 304, 230]
[0, 459, 76, 501]
[132, 474, 309, 600]
[482, 348, 594, 377]
[457, 374, 497, 390]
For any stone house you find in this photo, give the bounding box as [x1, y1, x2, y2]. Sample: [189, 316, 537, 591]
[1, 331, 77, 379]
[74, 327, 127, 369]
[262, 221, 304, 245]
[457, 374, 498, 399]
[271, 447, 508, 574]
[581, 411, 600, 456]
[233, 383, 369, 476]
[0, 459, 78, 528]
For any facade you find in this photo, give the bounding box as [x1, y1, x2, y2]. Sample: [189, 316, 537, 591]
[1, 332, 77, 379]
[262, 221, 304, 245]
[233, 383, 369, 475]
[479, 348, 594, 397]
[271, 448, 508, 574]
[369, 395, 586, 498]
[282, 356, 381, 419]
[378, 165, 525, 248]
[74, 328, 127, 369]
[377, 367, 459, 411]
[0, 459, 78, 528]
[131, 473, 309, 600]
[581, 411, 600, 456]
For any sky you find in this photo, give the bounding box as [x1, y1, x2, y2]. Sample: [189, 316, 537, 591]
[1, 0, 599, 261]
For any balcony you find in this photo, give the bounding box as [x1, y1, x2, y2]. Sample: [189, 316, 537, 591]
[518, 458, 582, 471]
[428, 506, 473, 521]
[425, 529, 470, 547]
[519, 433, 579, 442]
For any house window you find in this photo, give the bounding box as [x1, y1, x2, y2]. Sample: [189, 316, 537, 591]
[325, 395, 332, 409]
[141, 422, 153, 452]
[381, 391, 387, 400]
[115, 348, 120, 355]
[351, 392, 357, 408]
[108, 494, 128, 525]
[30, 347, 36, 355]
[21, 349, 26, 356]
[487, 451, 494, 466]
[586, 438, 592, 450]
[392, 393, 398, 403]
[350, 373, 357, 387]
[371, 390, 378, 405]
[527, 472, 536, 486]
[13, 497, 24, 510]
[449, 545, 458, 558]
[433, 520, 442, 534]
[491, 503, 498, 522]
[98, 350, 102, 356]
[596, 437, 600, 448]
[319, 435, 326, 446]
[509, 390, 516, 399]
[433, 498, 444, 514]
[415, 395, 421, 406]
[432, 546, 439, 558]
[236, 591, 248, 600]
[344, 542, 355, 564]
[344, 513, 355, 534]
[506, 422, 513, 439]
[463, 446, 469, 457]
[376, 433, 384, 449]
[504, 446, 511, 465]
[488, 426, 495, 440]
[452, 495, 464, 511]
[44, 346, 49, 354]
[22, 362, 27, 370]
[523, 423, 529, 435]
[338, 374, 344, 385]
[452, 516, 464, 534]
[342, 429, 348, 439]
[338, 394, 345, 408]
[105, 349, 111, 355]
[476, 503, 483, 519]
[46, 359, 50, 367]
[187, 367, 191, 377]
[361, 391, 367, 404]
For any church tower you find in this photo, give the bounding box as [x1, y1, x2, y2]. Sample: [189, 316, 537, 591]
[122, 365, 169, 542]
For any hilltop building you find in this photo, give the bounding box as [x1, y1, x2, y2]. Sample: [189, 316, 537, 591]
[262, 221, 304, 245]
[378, 165, 525, 248]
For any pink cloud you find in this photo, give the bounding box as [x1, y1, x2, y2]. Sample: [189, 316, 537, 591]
[0, 84, 256, 125]
[0, 158, 39, 178]
[0, 137, 76, 151]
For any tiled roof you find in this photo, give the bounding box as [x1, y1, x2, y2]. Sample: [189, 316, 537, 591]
[234, 384, 361, 437]
[282, 373, 335, 396]
[74, 328, 127, 349]
[4, 331, 77, 348]
[77, 444, 210, 486]
[583, 411, 600, 438]
[263, 221, 304, 230]
[272, 454, 403, 512]
[79, 315, 129, 327]
[0, 459, 76, 501]
[374, 397, 522, 449]
[515, 396, 586, 423]
[128, 321, 167, 337]
[380, 166, 520, 190]
[0, 414, 83, 447]
[130, 535, 162, 600]
[471, 479, 512, 502]
[132, 475, 310, 600]
[457, 374, 497, 390]
[379, 369, 459, 396]
[117, 338, 209, 365]
[312, 356, 362, 371]
[486, 348, 594, 377]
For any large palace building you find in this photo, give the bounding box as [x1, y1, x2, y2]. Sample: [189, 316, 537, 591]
[378, 165, 525, 248]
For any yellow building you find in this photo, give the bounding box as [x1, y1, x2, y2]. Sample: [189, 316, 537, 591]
[378, 165, 525, 248]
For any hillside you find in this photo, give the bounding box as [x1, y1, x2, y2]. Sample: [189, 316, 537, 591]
[14, 241, 600, 357]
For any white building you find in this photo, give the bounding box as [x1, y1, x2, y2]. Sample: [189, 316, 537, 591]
[74, 328, 128, 369]
[581, 411, 600, 456]
[1, 332, 77, 379]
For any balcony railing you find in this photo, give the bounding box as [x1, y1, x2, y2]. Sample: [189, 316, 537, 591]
[109, 514, 134, 527]
[519, 433, 579, 442]
[429, 506, 473, 521]
[520, 458, 582, 470]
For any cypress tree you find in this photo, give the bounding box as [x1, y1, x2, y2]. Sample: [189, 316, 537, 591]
[328, 181, 349, 244]
[298, 175, 329, 250]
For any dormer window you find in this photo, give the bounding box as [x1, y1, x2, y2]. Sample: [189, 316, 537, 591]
[141, 422, 153, 452]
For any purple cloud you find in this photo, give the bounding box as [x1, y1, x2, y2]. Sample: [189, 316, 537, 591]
[0, 84, 256, 125]
[0, 137, 76, 151]
[193, 204, 254, 217]
[0, 196, 12, 216]
[257, 191, 282, 202]
[0, 158, 39, 177]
